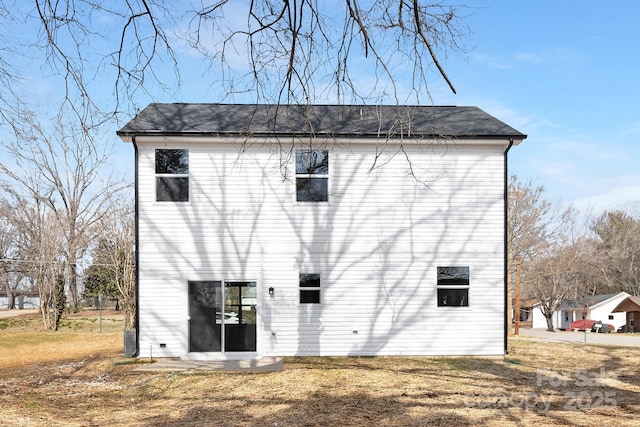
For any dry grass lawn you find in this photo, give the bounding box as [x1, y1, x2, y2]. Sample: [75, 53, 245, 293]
[1, 310, 640, 426]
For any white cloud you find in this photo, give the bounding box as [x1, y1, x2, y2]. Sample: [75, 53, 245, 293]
[515, 47, 586, 65]
[475, 47, 585, 70]
[508, 126, 639, 216]
[573, 184, 640, 215]
[621, 121, 640, 136]
[472, 52, 512, 69]
[514, 52, 544, 63]
[552, 137, 626, 163]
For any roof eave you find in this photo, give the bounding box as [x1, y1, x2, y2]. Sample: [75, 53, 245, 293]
[118, 130, 526, 142]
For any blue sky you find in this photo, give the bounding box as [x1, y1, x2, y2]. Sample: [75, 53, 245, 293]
[4, 1, 640, 215]
[437, 1, 640, 214]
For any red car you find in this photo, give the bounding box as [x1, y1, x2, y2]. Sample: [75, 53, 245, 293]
[569, 319, 596, 331]
[569, 319, 613, 332]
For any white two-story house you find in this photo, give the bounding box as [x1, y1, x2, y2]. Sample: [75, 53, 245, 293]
[117, 103, 526, 359]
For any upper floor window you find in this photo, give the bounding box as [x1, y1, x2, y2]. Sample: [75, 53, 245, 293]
[155, 149, 189, 202]
[296, 149, 328, 202]
[437, 266, 469, 307]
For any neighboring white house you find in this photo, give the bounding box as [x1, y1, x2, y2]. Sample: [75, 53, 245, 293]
[117, 103, 526, 359]
[532, 292, 630, 330]
[0, 292, 40, 309]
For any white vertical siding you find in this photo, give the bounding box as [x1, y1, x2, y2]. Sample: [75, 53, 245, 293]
[135, 138, 507, 357]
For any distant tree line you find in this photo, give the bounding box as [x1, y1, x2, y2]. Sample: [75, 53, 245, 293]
[0, 109, 135, 331]
[508, 175, 640, 331]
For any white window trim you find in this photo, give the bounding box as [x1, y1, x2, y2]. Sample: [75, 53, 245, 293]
[155, 149, 190, 203]
[295, 149, 329, 203]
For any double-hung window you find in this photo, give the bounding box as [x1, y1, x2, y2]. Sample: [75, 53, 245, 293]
[299, 273, 321, 304]
[155, 149, 189, 202]
[296, 149, 328, 202]
[436, 266, 470, 307]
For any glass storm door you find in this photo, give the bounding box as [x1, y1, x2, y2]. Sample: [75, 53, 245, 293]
[223, 282, 257, 352]
[188, 281, 257, 353]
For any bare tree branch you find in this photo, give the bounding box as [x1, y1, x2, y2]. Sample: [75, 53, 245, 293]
[0, 1, 470, 129]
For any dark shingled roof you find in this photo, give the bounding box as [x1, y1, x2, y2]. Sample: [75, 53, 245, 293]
[117, 103, 527, 140]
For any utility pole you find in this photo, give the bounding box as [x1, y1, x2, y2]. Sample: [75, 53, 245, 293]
[514, 258, 522, 335]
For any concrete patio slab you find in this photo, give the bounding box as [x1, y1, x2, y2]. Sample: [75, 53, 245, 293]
[133, 357, 284, 372]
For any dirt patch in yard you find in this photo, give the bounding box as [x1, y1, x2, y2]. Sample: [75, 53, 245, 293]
[1, 311, 639, 426]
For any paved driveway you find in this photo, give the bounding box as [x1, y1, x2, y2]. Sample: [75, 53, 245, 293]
[516, 328, 640, 347]
[0, 308, 39, 319]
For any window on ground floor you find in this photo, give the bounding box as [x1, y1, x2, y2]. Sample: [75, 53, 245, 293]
[299, 273, 321, 304]
[437, 266, 469, 307]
